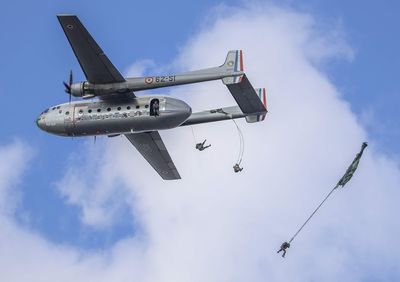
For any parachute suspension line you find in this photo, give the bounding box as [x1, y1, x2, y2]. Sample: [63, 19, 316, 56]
[288, 184, 339, 244]
[232, 119, 244, 165]
[190, 126, 197, 144]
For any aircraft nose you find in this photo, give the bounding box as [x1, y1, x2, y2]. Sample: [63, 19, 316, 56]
[36, 114, 46, 130]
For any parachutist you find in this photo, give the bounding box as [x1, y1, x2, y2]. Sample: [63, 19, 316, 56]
[233, 163, 243, 173]
[196, 139, 211, 151]
[152, 99, 160, 116]
[277, 242, 290, 258]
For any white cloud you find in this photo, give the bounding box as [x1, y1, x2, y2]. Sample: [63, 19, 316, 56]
[124, 59, 156, 77]
[1, 3, 400, 282]
[0, 140, 33, 215]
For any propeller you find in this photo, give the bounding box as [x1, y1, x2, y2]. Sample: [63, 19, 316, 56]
[63, 70, 73, 103]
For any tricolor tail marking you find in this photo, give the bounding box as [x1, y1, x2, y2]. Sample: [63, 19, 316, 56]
[233, 50, 244, 83]
[234, 50, 244, 72]
[255, 88, 267, 121]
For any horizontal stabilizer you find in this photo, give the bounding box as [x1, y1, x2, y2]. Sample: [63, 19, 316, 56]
[226, 74, 267, 116]
[245, 88, 267, 123]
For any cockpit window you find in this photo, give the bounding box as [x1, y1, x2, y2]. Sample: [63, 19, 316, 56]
[42, 109, 49, 114]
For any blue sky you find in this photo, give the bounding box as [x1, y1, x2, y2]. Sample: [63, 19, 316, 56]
[2, 0, 239, 248]
[2, 0, 399, 154]
[1, 0, 399, 247]
[0, 0, 399, 280]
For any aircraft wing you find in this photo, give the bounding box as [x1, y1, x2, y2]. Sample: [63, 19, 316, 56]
[125, 132, 181, 180]
[57, 15, 126, 85]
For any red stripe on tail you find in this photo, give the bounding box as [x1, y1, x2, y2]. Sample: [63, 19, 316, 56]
[263, 88, 267, 108]
[239, 50, 244, 72]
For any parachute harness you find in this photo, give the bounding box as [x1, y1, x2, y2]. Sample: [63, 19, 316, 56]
[191, 126, 211, 151]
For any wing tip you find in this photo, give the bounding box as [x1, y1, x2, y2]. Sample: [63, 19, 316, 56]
[161, 171, 181, 180]
[57, 14, 77, 18]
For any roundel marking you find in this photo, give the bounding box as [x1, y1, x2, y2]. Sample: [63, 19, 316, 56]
[66, 24, 74, 29]
[227, 60, 234, 67]
[145, 77, 154, 84]
[140, 144, 151, 151]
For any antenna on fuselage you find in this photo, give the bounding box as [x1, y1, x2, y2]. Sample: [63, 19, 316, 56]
[63, 70, 73, 103]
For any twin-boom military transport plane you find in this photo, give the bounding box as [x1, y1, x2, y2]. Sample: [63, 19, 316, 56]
[36, 15, 268, 180]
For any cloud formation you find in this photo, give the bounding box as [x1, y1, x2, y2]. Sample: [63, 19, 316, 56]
[0, 140, 32, 215]
[1, 3, 399, 282]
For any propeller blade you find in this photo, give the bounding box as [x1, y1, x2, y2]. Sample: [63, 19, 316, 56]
[69, 70, 73, 87]
[63, 70, 73, 103]
[63, 81, 71, 93]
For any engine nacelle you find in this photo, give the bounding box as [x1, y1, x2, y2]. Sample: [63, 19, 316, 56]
[70, 81, 131, 98]
[70, 82, 95, 98]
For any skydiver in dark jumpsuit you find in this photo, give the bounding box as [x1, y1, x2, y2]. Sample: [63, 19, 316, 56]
[277, 242, 290, 258]
[196, 139, 211, 151]
[152, 100, 160, 116]
[233, 163, 243, 172]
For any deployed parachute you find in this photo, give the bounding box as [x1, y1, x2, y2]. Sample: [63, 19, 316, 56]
[279, 142, 368, 257]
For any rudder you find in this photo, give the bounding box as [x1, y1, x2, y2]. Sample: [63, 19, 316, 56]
[222, 50, 244, 85]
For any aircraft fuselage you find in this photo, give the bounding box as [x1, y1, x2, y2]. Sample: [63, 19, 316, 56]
[36, 96, 191, 137]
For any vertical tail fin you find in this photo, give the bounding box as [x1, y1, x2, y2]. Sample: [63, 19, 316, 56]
[245, 88, 268, 123]
[221, 50, 244, 85]
[255, 88, 267, 111]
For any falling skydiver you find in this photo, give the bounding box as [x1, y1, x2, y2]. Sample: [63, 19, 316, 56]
[196, 139, 211, 151]
[233, 163, 243, 172]
[277, 242, 290, 258]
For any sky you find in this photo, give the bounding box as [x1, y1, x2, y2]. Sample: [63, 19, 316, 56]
[0, 0, 399, 281]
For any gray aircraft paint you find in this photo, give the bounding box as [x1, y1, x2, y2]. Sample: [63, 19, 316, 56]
[37, 97, 191, 136]
[37, 15, 267, 180]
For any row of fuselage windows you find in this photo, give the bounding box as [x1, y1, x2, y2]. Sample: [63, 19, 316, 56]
[78, 111, 146, 121]
[60, 105, 149, 116]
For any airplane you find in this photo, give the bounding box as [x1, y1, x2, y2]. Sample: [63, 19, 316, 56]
[36, 15, 268, 180]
